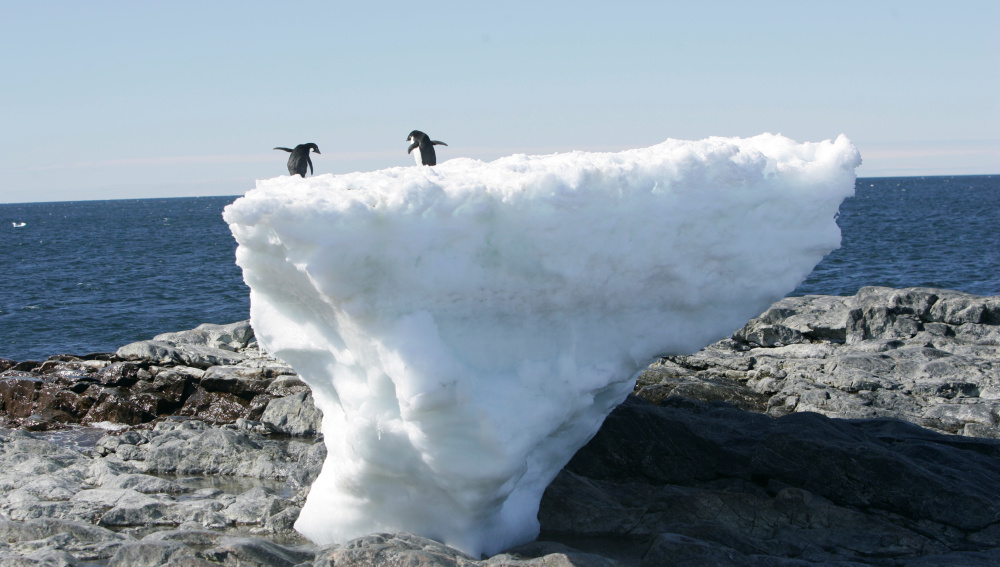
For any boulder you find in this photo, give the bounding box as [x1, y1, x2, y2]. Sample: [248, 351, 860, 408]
[261, 391, 323, 436]
[153, 321, 255, 352]
[116, 340, 248, 369]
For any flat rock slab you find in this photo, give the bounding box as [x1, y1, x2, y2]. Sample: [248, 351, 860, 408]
[637, 286, 1000, 437]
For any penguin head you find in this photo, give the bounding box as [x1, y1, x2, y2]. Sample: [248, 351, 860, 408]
[406, 130, 426, 143]
[302, 143, 321, 154]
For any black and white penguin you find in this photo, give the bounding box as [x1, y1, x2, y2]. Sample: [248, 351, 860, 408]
[406, 131, 447, 166]
[274, 143, 321, 177]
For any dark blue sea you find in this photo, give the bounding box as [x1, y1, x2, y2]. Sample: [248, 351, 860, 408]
[1, 175, 998, 361]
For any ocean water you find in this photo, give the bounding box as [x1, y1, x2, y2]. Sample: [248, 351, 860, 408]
[793, 174, 999, 297]
[1, 197, 249, 361]
[1, 175, 997, 362]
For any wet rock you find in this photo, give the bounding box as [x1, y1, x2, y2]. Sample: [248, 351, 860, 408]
[97, 362, 148, 387]
[145, 368, 196, 407]
[1, 373, 100, 431]
[2, 321, 294, 431]
[83, 388, 161, 426]
[178, 387, 251, 424]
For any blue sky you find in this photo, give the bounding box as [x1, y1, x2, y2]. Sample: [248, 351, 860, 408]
[1, 1, 997, 203]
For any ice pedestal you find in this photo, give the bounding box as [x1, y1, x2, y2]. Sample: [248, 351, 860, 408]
[223, 134, 860, 556]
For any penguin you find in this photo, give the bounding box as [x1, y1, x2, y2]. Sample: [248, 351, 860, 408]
[274, 143, 321, 177]
[406, 131, 447, 166]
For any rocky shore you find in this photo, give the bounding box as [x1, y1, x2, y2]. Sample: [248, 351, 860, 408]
[1, 286, 999, 566]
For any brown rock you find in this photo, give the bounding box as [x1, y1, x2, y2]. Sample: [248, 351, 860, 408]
[98, 362, 148, 387]
[84, 388, 163, 425]
[0, 374, 46, 421]
[179, 387, 251, 424]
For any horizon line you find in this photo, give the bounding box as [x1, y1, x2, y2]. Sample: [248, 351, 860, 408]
[2, 171, 996, 206]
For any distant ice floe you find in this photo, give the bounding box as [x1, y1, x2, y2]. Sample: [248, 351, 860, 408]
[224, 133, 861, 556]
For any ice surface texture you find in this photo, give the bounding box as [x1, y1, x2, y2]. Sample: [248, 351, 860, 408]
[223, 134, 861, 556]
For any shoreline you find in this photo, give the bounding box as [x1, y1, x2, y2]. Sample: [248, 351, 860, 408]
[2, 285, 1000, 566]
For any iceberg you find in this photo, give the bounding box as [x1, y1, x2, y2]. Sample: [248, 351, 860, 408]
[223, 133, 861, 556]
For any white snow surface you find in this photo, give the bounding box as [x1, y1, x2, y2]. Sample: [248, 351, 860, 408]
[223, 133, 861, 556]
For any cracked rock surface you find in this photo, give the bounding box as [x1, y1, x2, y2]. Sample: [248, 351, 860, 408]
[3, 286, 1000, 565]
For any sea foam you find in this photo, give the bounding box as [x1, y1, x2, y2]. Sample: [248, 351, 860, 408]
[223, 133, 861, 556]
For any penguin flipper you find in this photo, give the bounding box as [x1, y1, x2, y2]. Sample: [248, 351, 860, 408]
[307, 156, 314, 176]
[407, 142, 419, 154]
[431, 141, 448, 146]
[274, 147, 293, 153]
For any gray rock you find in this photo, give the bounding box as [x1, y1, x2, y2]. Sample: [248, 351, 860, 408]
[262, 391, 323, 436]
[5, 289, 1000, 566]
[154, 321, 255, 352]
[0, 548, 83, 566]
[541, 395, 1000, 565]
[313, 532, 474, 566]
[639, 287, 1000, 438]
[102, 473, 188, 495]
[137, 424, 307, 479]
[0, 518, 130, 562]
[116, 340, 248, 369]
[222, 487, 290, 525]
[263, 505, 301, 533]
[639, 533, 832, 567]
[71, 488, 172, 527]
[173, 344, 250, 369]
[266, 374, 311, 397]
[141, 528, 224, 546]
[311, 532, 623, 567]
[115, 340, 183, 365]
[106, 539, 207, 567]
[0, 423, 317, 563]
[490, 541, 627, 566]
[211, 536, 314, 567]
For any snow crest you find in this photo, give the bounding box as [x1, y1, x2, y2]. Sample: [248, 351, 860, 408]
[223, 133, 861, 556]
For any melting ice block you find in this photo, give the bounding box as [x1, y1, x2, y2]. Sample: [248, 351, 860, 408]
[223, 134, 861, 556]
